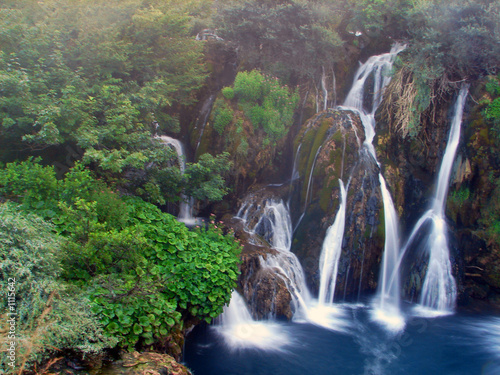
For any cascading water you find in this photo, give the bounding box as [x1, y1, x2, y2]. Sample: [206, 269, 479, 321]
[318, 180, 347, 305]
[236, 198, 312, 318]
[156, 135, 195, 224]
[214, 291, 290, 350]
[255, 200, 312, 316]
[194, 94, 215, 153]
[340, 43, 406, 331]
[407, 85, 468, 315]
[305, 179, 351, 332]
[321, 66, 328, 111]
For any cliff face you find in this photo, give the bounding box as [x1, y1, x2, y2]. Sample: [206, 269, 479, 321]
[289, 110, 384, 298]
[378, 80, 500, 310]
[189, 39, 499, 313]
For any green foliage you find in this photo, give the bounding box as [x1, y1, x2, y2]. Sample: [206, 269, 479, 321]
[0, 203, 116, 372]
[0, 160, 241, 351]
[0, 157, 58, 209]
[406, 0, 500, 81]
[485, 76, 500, 131]
[0, 0, 208, 187]
[216, 0, 344, 81]
[234, 70, 264, 102]
[212, 98, 234, 135]
[221, 86, 235, 100]
[232, 70, 299, 142]
[184, 152, 233, 201]
[350, 0, 411, 36]
[450, 187, 471, 206]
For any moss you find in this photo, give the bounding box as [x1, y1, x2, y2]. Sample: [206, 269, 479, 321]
[301, 117, 333, 203]
[194, 123, 212, 160]
[331, 129, 343, 144]
[376, 204, 385, 240]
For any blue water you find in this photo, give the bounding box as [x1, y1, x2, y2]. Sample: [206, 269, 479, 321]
[184, 304, 500, 375]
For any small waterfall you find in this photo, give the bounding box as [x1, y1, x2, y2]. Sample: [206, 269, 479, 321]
[377, 177, 401, 312]
[253, 200, 293, 251]
[341, 43, 406, 331]
[156, 135, 195, 224]
[256, 200, 311, 316]
[318, 180, 347, 305]
[194, 94, 215, 153]
[304, 145, 323, 209]
[321, 66, 328, 111]
[237, 198, 312, 318]
[291, 143, 302, 182]
[215, 291, 290, 350]
[288, 143, 302, 206]
[331, 67, 337, 107]
[410, 85, 468, 315]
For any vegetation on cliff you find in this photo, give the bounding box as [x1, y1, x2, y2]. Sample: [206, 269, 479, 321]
[1, 0, 500, 372]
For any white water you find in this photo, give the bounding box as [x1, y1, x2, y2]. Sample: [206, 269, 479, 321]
[341, 43, 406, 331]
[156, 135, 196, 224]
[256, 200, 312, 316]
[318, 180, 347, 305]
[408, 85, 468, 314]
[321, 66, 328, 111]
[194, 94, 215, 153]
[214, 291, 290, 350]
[236, 198, 312, 318]
[304, 145, 323, 209]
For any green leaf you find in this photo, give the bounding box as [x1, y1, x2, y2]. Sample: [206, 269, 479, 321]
[165, 317, 175, 327]
[139, 316, 150, 326]
[107, 322, 120, 333]
[133, 323, 143, 335]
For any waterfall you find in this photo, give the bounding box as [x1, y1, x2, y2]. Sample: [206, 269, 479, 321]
[341, 43, 406, 331]
[214, 291, 290, 350]
[318, 180, 347, 305]
[304, 145, 323, 209]
[237, 198, 312, 318]
[288, 143, 302, 206]
[410, 85, 468, 315]
[254, 200, 293, 251]
[256, 200, 311, 316]
[156, 135, 195, 224]
[321, 66, 328, 111]
[194, 94, 215, 153]
[377, 177, 401, 314]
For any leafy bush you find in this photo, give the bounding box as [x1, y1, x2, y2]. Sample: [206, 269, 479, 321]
[0, 157, 58, 210]
[485, 76, 500, 131]
[212, 99, 234, 135]
[234, 70, 264, 102]
[0, 203, 116, 373]
[221, 86, 235, 100]
[0, 160, 241, 351]
[232, 70, 299, 143]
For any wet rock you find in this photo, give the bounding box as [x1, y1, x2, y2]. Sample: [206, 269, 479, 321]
[100, 352, 191, 375]
[227, 216, 294, 320]
[290, 109, 385, 298]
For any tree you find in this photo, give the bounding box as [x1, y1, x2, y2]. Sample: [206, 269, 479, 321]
[215, 0, 344, 82]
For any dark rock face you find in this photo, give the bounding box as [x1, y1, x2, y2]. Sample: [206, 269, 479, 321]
[101, 351, 192, 375]
[240, 247, 294, 320]
[378, 81, 500, 310]
[291, 109, 385, 299]
[226, 216, 294, 320]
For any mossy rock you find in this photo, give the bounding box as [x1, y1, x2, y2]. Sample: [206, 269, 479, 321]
[100, 351, 191, 375]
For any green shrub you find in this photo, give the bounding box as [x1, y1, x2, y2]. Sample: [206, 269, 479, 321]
[212, 99, 234, 135]
[221, 86, 235, 100]
[233, 70, 263, 102]
[0, 157, 58, 210]
[0, 203, 116, 373]
[232, 70, 299, 143]
[0, 160, 241, 351]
